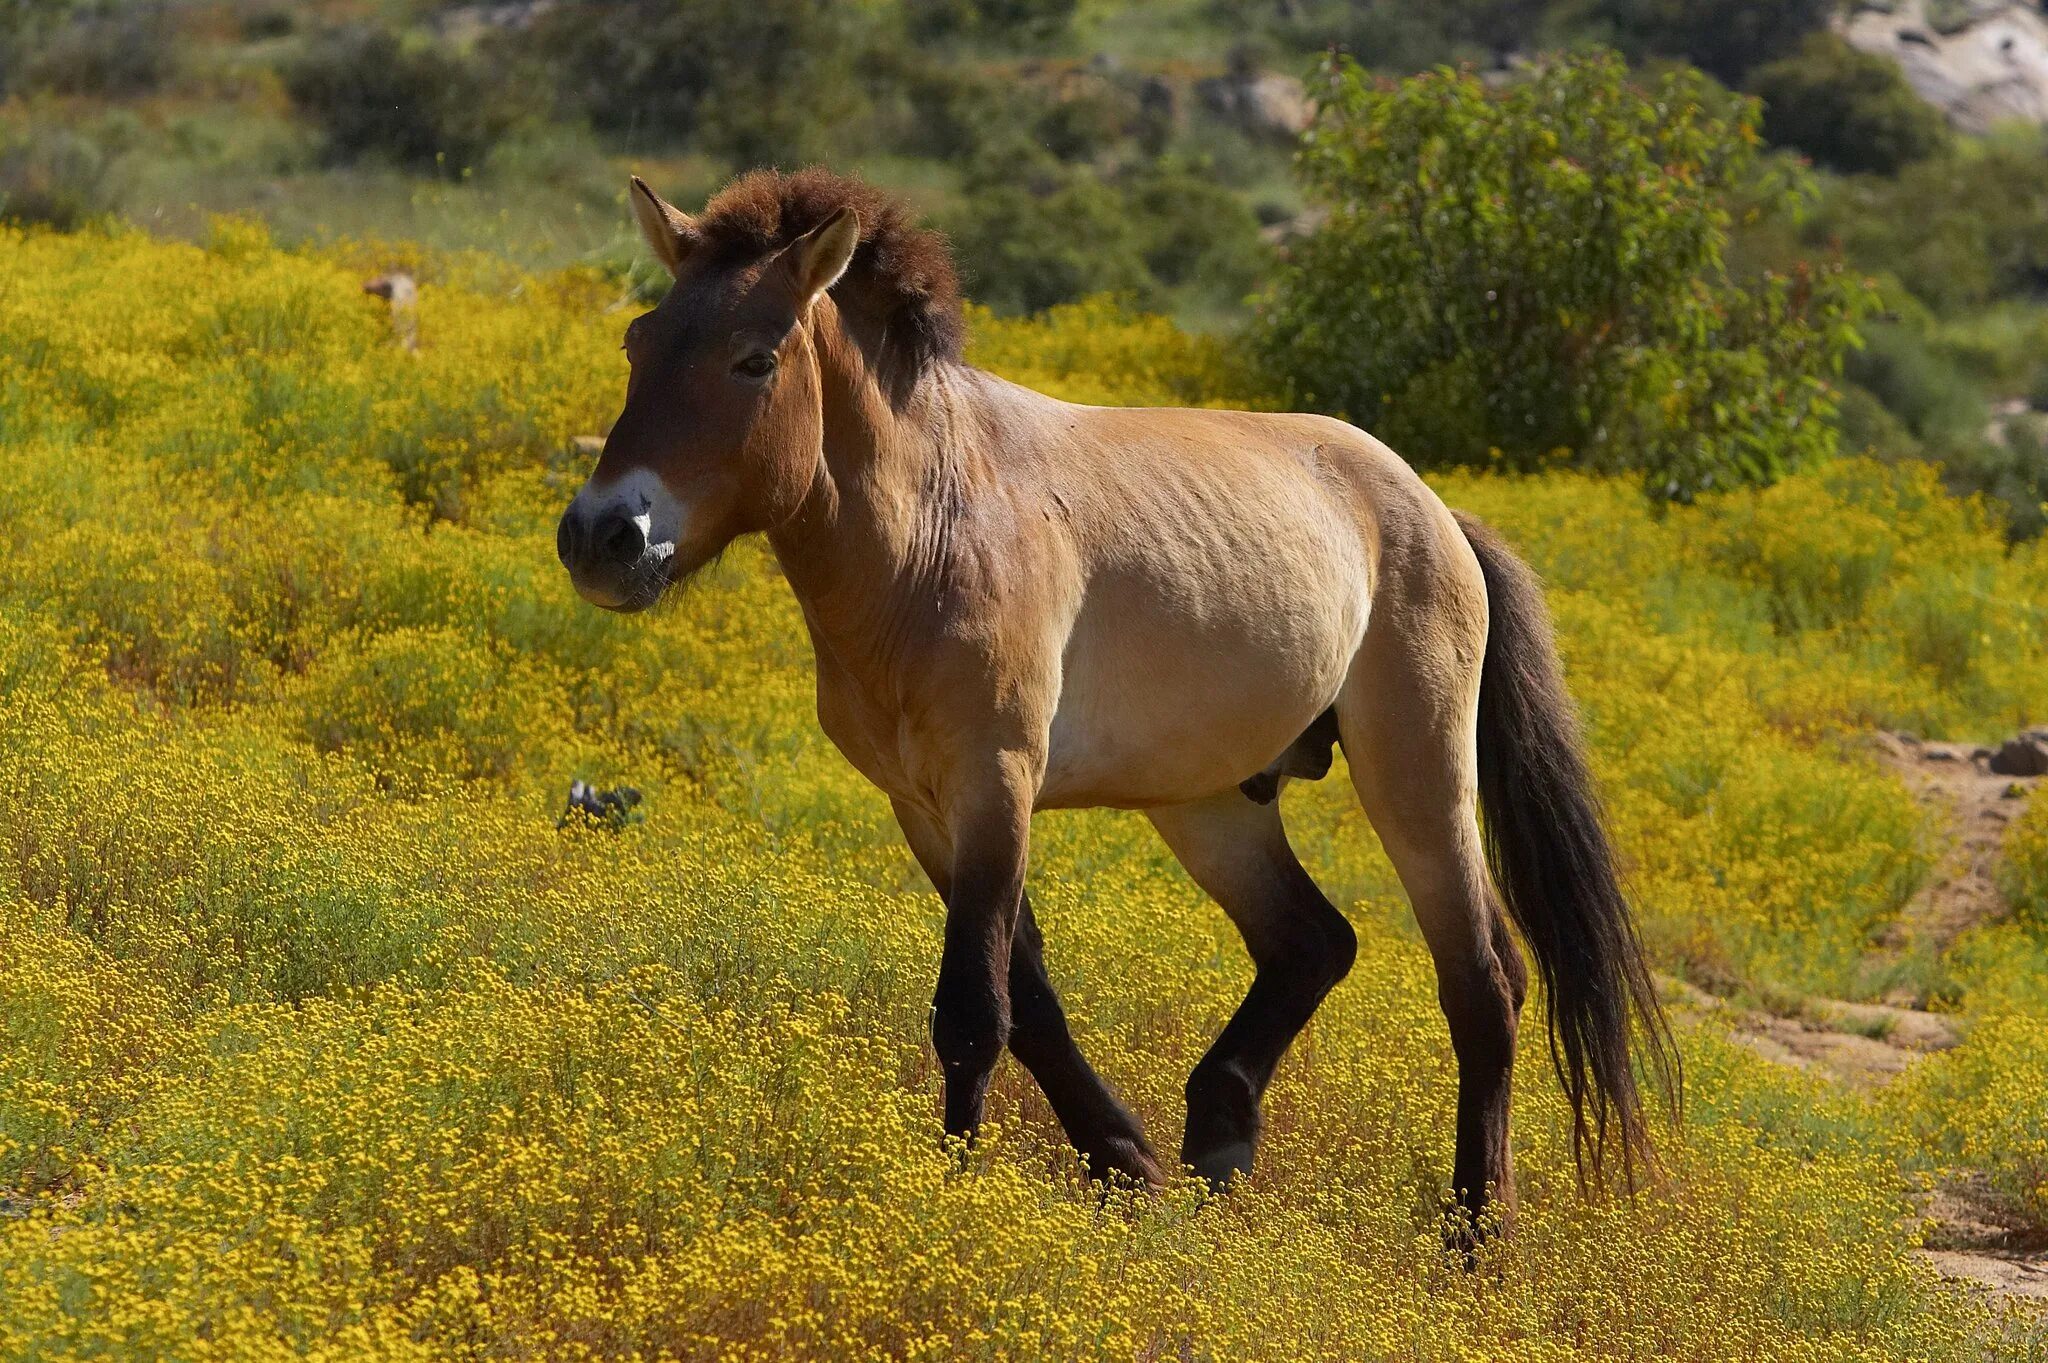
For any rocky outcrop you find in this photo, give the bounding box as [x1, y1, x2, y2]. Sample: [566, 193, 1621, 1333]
[1989, 731, 2048, 776]
[1840, 0, 2048, 130]
[1195, 68, 1313, 141]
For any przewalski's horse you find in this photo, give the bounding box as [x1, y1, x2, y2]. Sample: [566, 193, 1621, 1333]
[556, 169, 1677, 1230]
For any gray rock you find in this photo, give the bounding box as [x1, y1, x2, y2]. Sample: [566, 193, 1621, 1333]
[1841, 0, 2048, 132]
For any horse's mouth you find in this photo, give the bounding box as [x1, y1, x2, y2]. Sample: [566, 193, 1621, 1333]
[572, 553, 675, 614]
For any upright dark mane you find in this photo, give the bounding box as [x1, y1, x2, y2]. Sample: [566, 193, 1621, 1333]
[696, 168, 966, 385]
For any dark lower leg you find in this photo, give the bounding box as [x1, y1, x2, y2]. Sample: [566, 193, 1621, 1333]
[1182, 909, 1356, 1186]
[931, 964, 1006, 1140]
[1007, 895, 1163, 1184]
[1440, 932, 1524, 1235]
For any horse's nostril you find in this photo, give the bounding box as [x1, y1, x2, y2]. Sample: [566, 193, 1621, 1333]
[600, 514, 646, 566]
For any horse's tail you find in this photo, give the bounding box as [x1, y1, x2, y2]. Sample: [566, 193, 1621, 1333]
[1454, 511, 1680, 1188]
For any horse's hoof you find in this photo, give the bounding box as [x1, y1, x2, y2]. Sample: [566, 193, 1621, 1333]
[1440, 1203, 1513, 1267]
[1092, 1134, 1168, 1189]
[1186, 1141, 1255, 1191]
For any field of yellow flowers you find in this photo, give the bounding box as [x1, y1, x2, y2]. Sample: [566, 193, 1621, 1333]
[4, 221, 2048, 1359]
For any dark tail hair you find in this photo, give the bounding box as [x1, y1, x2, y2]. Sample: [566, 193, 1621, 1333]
[1455, 511, 1680, 1188]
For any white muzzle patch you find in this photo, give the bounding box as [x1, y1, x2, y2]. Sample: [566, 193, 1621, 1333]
[578, 466, 685, 563]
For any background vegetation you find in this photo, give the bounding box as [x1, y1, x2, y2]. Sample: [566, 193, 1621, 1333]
[5, 0, 2048, 528]
[6, 1, 2048, 1355]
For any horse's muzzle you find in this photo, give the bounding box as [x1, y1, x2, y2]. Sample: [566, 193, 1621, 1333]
[557, 501, 662, 611]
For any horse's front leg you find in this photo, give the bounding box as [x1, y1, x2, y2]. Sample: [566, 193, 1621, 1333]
[928, 766, 1034, 1143]
[895, 796, 1163, 1184]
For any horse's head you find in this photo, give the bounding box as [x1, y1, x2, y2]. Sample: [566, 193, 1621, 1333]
[556, 177, 858, 612]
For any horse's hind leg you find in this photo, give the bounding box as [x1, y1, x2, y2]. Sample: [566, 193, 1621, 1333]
[890, 799, 1163, 1185]
[1147, 792, 1357, 1187]
[1337, 582, 1528, 1231]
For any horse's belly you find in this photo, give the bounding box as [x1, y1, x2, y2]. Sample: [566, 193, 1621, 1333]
[1037, 563, 1369, 810]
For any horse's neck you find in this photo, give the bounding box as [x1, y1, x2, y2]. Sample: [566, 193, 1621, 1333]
[765, 329, 987, 679]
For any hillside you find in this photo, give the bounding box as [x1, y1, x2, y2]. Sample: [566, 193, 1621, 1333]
[3, 224, 2048, 1358]
[6, 0, 2048, 537]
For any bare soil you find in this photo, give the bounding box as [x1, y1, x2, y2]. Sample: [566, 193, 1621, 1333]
[1870, 732, 2033, 959]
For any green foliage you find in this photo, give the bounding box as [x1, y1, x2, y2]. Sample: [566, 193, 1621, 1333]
[1749, 33, 1951, 176]
[1945, 413, 2048, 542]
[1594, 0, 1836, 84]
[284, 25, 516, 172]
[907, 0, 1077, 43]
[0, 105, 134, 228]
[1811, 144, 2048, 315]
[946, 159, 1269, 315]
[1840, 318, 2048, 538]
[1845, 323, 1988, 450]
[1255, 53, 1874, 500]
[497, 0, 884, 166]
[8, 2, 176, 98]
[945, 169, 1157, 314]
[1207, 0, 1553, 68]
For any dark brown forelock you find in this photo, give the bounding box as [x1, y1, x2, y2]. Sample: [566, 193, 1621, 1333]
[694, 168, 966, 379]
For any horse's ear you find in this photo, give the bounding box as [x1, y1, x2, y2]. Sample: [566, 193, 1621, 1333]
[630, 176, 697, 278]
[788, 206, 860, 308]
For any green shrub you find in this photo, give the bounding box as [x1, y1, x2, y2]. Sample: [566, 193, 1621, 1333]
[1212, 0, 1550, 70]
[879, 58, 1035, 162]
[1844, 322, 1987, 447]
[944, 169, 1157, 314]
[943, 158, 1269, 317]
[1942, 415, 2048, 541]
[1813, 146, 2048, 313]
[0, 110, 133, 229]
[907, 0, 1077, 43]
[496, 0, 884, 165]
[1750, 33, 1950, 176]
[1832, 382, 1922, 461]
[14, 3, 176, 97]
[1035, 81, 1140, 163]
[285, 25, 515, 171]
[1127, 163, 1270, 306]
[1255, 53, 1874, 500]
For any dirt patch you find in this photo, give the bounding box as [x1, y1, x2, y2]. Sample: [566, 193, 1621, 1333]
[1658, 975, 1954, 1088]
[1919, 1175, 2048, 1304]
[1871, 731, 2037, 955]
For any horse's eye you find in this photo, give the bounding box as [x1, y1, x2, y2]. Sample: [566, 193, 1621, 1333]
[734, 352, 777, 380]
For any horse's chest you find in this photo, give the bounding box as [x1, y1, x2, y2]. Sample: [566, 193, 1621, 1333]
[812, 664, 919, 803]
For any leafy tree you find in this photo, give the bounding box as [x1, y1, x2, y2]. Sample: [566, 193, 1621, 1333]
[1595, 0, 1835, 85]
[1750, 33, 1951, 176]
[1255, 53, 1874, 500]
